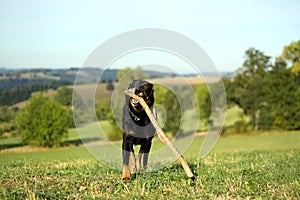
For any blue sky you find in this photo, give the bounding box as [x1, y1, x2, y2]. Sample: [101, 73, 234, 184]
[0, 0, 299, 73]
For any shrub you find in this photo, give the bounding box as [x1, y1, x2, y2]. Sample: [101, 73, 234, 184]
[16, 93, 69, 147]
[222, 119, 252, 135]
[106, 112, 122, 141]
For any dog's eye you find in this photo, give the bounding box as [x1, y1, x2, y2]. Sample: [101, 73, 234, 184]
[138, 92, 144, 97]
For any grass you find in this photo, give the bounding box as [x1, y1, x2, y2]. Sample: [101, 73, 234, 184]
[0, 131, 299, 199]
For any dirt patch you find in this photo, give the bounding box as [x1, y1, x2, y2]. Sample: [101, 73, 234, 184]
[148, 76, 221, 85]
[0, 145, 74, 153]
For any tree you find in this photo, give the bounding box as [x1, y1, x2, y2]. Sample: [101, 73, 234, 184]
[106, 80, 114, 91]
[0, 106, 15, 123]
[278, 40, 300, 129]
[226, 45, 300, 132]
[262, 59, 300, 130]
[194, 84, 210, 125]
[154, 85, 181, 136]
[116, 66, 147, 81]
[117, 67, 132, 81]
[240, 48, 272, 76]
[106, 111, 123, 141]
[0, 106, 16, 137]
[16, 93, 69, 147]
[232, 48, 271, 131]
[163, 89, 181, 136]
[54, 87, 77, 128]
[96, 99, 111, 120]
[54, 87, 73, 107]
[281, 40, 300, 74]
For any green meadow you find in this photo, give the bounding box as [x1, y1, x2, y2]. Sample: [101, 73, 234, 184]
[0, 125, 299, 199]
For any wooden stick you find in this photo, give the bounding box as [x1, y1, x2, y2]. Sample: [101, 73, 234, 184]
[124, 88, 195, 179]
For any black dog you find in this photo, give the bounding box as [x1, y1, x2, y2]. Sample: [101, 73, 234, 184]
[122, 80, 155, 180]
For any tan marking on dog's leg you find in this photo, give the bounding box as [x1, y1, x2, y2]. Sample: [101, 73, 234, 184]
[122, 165, 131, 180]
[129, 152, 136, 173]
[136, 153, 142, 175]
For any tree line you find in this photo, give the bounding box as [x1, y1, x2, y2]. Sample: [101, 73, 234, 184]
[224, 40, 300, 132]
[0, 79, 70, 106]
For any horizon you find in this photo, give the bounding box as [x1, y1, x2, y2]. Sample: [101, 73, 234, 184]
[0, 66, 236, 75]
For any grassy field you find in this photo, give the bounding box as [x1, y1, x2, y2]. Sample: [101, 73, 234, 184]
[0, 130, 299, 199]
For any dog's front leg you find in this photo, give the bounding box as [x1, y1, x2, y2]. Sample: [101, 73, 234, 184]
[123, 151, 136, 180]
[122, 134, 133, 181]
[122, 153, 131, 180]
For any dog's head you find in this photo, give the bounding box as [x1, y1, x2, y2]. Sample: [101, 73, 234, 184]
[127, 80, 154, 112]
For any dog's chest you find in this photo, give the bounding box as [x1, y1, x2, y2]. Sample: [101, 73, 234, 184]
[122, 106, 155, 137]
[128, 108, 150, 125]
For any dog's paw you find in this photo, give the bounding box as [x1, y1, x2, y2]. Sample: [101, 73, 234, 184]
[122, 171, 131, 181]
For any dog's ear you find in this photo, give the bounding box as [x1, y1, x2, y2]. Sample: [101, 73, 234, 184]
[145, 83, 154, 94]
[141, 82, 153, 90]
[148, 83, 153, 89]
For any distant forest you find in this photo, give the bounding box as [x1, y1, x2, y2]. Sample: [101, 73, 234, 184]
[0, 79, 70, 106]
[0, 67, 179, 106]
